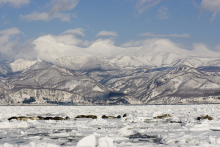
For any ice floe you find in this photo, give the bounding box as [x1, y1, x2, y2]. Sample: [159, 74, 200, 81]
[0, 105, 220, 146]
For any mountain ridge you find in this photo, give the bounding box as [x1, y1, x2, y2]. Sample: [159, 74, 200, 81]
[0, 51, 220, 105]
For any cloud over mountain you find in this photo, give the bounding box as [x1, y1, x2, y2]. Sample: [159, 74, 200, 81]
[138, 33, 190, 38]
[0, 27, 219, 62]
[96, 31, 118, 37]
[0, 28, 22, 59]
[62, 28, 85, 37]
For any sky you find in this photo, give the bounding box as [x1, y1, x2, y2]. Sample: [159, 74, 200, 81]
[0, 0, 220, 61]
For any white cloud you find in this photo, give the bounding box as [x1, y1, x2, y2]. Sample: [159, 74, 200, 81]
[121, 40, 145, 47]
[191, 43, 219, 57]
[135, 0, 163, 14]
[20, 0, 79, 21]
[49, 0, 79, 16]
[55, 28, 88, 46]
[33, 36, 125, 61]
[121, 38, 177, 48]
[0, 28, 21, 59]
[157, 6, 169, 20]
[0, 28, 89, 61]
[0, 28, 39, 61]
[20, 11, 73, 22]
[52, 35, 89, 46]
[2, 14, 9, 25]
[201, 0, 220, 12]
[200, 0, 220, 21]
[1, 28, 218, 62]
[36, 37, 212, 63]
[33, 34, 93, 61]
[0, 0, 29, 8]
[138, 32, 190, 38]
[33, 35, 82, 61]
[33, 35, 189, 62]
[47, 28, 89, 47]
[0, 28, 21, 51]
[20, 12, 50, 21]
[0, 28, 20, 36]
[121, 39, 220, 59]
[96, 31, 118, 37]
[62, 28, 85, 37]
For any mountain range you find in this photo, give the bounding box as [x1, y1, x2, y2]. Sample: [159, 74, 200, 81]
[0, 42, 220, 105]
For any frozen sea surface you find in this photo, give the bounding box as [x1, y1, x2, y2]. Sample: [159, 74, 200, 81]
[0, 105, 220, 147]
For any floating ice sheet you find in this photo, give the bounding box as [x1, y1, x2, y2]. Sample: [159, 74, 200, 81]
[0, 105, 220, 146]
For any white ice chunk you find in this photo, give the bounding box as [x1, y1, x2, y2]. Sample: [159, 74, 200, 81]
[2, 143, 14, 147]
[118, 125, 133, 136]
[136, 116, 152, 121]
[98, 136, 113, 147]
[209, 136, 217, 144]
[76, 134, 96, 147]
[28, 142, 60, 147]
[217, 138, 220, 144]
[161, 133, 193, 145]
[171, 116, 180, 122]
[189, 123, 209, 131]
[210, 126, 220, 131]
[0, 121, 29, 129]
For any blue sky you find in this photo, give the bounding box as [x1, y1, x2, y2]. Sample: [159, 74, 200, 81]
[0, 0, 220, 61]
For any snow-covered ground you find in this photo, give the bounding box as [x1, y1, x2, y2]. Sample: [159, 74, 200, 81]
[0, 105, 220, 147]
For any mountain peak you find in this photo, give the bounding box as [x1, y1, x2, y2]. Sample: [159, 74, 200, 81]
[9, 59, 37, 72]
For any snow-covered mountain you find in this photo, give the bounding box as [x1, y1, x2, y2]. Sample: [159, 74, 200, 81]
[138, 65, 220, 104]
[33, 36, 220, 67]
[9, 59, 38, 72]
[54, 55, 117, 71]
[0, 60, 139, 105]
[0, 40, 220, 105]
[101, 65, 220, 104]
[0, 63, 10, 76]
[0, 58, 220, 104]
[108, 49, 220, 69]
[0, 59, 37, 76]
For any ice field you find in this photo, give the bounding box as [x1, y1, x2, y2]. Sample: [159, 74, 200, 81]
[0, 105, 220, 147]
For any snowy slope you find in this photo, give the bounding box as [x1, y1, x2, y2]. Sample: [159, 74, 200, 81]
[9, 59, 37, 72]
[137, 65, 220, 104]
[104, 40, 220, 68]
[0, 61, 139, 105]
[1, 57, 220, 105]
[0, 59, 37, 76]
[101, 65, 220, 104]
[171, 57, 220, 68]
[54, 55, 117, 71]
[0, 63, 10, 76]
